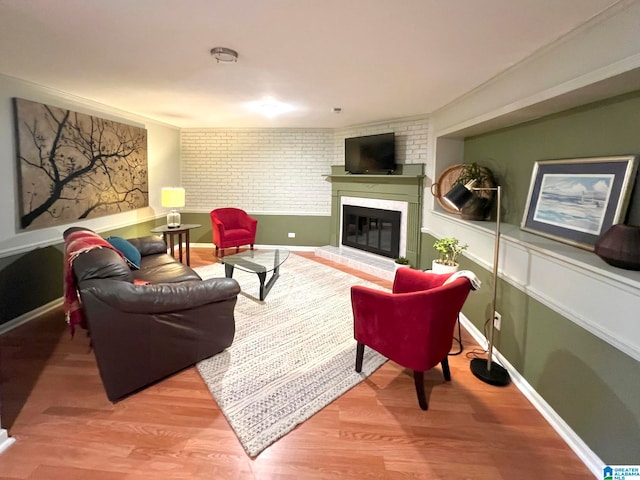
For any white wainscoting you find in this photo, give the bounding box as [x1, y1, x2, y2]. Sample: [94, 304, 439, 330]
[425, 212, 640, 362]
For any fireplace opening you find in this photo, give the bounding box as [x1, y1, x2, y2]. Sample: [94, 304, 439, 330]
[342, 205, 401, 259]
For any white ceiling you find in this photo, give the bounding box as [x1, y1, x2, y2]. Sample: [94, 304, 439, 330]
[0, 0, 621, 129]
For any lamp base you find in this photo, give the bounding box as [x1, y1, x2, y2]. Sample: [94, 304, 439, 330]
[470, 358, 510, 386]
[166, 210, 181, 228]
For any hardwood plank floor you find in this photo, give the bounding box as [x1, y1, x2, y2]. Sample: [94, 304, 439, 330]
[0, 248, 593, 479]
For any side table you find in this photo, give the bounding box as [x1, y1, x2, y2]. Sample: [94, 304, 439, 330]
[150, 224, 201, 266]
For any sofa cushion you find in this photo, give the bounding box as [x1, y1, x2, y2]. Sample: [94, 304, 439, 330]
[107, 236, 141, 269]
[223, 228, 252, 241]
[133, 253, 202, 284]
[73, 248, 134, 283]
[139, 253, 182, 269]
[127, 235, 168, 256]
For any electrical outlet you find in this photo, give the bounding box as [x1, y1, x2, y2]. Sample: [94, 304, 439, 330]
[494, 311, 502, 331]
[288, 232, 296, 238]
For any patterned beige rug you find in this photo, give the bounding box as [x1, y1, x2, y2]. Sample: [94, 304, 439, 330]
[195, 254, 388, 457]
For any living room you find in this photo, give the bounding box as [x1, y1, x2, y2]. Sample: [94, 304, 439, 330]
[1, 1, 640, 478]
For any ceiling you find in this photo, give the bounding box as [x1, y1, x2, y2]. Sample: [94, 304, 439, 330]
[0, 0, 622, 129]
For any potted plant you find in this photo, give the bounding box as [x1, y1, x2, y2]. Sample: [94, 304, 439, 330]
[394, 257, 410, 269]
[454, 162, 496, 221]
[432, 237, 467, 273]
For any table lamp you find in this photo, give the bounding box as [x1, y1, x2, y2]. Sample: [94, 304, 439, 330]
[161, 187, 185, 228]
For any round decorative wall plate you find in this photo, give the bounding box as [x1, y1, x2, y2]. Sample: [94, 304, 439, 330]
[431, 164, 466, 215]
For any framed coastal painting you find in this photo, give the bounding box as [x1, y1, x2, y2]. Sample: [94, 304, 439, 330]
[521, 155, 638, 251]
[13, 98, 148, 230]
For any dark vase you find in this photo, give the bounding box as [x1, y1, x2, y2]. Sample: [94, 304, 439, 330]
[594, 224, 640, 271]
[460, 195, 490, 221]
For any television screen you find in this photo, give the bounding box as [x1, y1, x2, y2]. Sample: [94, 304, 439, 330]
[345, 133, 396, 174]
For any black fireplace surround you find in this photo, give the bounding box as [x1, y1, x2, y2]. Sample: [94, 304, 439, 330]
[342, 205, 401, 259]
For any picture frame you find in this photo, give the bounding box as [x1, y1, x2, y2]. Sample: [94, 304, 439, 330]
[521, 155, 638, 251]
[14, 97, 148, 230]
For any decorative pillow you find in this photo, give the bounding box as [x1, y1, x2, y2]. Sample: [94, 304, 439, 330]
[106, 236, 141, 269]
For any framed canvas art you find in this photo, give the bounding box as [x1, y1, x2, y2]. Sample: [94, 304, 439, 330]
[521, 155, 638, 250]
[14, 98, 148, 230]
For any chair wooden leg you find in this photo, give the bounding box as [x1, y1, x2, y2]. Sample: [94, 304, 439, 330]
[441, 356, 451, 381]
[413, 371, 428, 410]
[250, 244, 254, 250]
[355, 342, 364, 372]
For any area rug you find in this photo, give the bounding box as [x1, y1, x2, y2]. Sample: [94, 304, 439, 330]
[195, 254, 388, 457]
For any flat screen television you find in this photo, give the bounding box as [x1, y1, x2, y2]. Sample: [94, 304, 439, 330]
[345, 132, 396, 174]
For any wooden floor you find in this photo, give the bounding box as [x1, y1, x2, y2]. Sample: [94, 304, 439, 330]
[0, 248, 593, 479]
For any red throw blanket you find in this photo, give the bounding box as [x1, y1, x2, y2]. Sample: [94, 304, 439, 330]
[63, 230, 124, 336]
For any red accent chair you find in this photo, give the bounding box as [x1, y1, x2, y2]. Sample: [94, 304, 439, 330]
[351, 268, 472, 410]
[210, 208, 258, 257]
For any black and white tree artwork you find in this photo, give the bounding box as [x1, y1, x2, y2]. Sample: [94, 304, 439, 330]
[14, 98, 148, 229]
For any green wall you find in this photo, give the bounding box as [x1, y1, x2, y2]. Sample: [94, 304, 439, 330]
[0, 246, 63, 324]
[0, 219, 160, 328]
[464, 90, 640, 225]
[0, 215, 331, 328]
[440, 90, 640, 464]
[182, 213, 331, 247]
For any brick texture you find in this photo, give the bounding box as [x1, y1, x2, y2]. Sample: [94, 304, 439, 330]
[334, 117, 430, 166]
[180, 117, 429, 216]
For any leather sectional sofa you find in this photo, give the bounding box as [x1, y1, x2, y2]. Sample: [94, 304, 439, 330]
[64, 227, 240, 402]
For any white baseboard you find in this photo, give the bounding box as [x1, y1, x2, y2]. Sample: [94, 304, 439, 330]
[0, 429, 15, 454]
[459, 314, 602, 479]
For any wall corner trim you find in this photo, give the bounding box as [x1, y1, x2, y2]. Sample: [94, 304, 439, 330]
[0, 429, 16, 454]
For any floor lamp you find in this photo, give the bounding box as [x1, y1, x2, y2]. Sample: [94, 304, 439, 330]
[442, 180, 511, 386]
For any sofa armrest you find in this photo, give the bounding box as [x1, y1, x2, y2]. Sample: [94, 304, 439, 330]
[211, 217, 226, 233]
[247, 216, 258, 235]
[80, 277, 240, 314]
[128, 235, 167, 256]
[239, 214, 258, 234]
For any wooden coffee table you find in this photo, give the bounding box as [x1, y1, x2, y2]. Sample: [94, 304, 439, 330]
[222, 249, 290, 301]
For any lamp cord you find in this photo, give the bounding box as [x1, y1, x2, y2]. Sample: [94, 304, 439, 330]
[449, 315, 496, 360]
[465, 316, 492, 360]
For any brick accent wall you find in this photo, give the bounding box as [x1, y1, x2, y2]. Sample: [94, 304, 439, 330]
[334, 117, 430, 166]
[180, 116, 429, 216]
[181, 129, 333, 215]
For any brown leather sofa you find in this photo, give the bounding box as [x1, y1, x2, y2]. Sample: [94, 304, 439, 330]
[65, 227, 240, 402]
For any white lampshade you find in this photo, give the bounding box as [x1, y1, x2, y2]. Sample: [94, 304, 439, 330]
[161, 187, 185, 208]
[161, 187, 185, 228]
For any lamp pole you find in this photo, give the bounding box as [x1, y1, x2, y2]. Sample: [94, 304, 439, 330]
[469, 185, 510, 385]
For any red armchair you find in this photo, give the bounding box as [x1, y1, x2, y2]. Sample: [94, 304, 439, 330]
[351, 268, 473, 410]
[210, 208, 258, 257]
